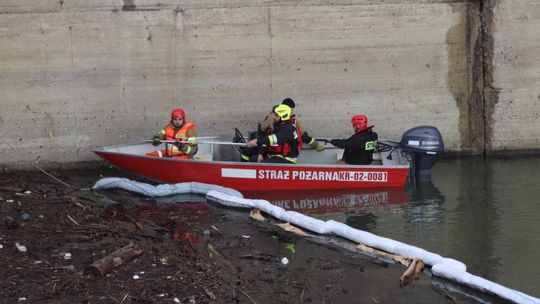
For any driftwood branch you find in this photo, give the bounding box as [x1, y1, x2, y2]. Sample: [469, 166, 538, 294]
[84, 244, 142, 276]
[356, 243, 411, 266]
[275, 222, 312, 237]
[208, 244, 237, 272]
[249, 209, 265, 221]
[399, 258, 425, 286]
[355, 243, 425, 285]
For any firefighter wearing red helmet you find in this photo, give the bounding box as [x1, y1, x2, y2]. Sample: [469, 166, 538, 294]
[146, 108, 198, 159]
[327, 114, 378, 165]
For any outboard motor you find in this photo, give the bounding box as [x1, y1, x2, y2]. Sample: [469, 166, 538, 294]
[400, 126, 444, 179]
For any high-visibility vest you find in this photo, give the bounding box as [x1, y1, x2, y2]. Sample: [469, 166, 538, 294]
[161, 122, 197, 158]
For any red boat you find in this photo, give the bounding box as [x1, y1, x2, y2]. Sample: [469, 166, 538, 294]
[93, 126, 443, 191]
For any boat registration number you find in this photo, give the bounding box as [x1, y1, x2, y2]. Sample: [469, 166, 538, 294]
[222, 169, 388, 182]
[289, 170, 388, 182]
[259, 169, 388, 182]
[334, 171, 388, 182]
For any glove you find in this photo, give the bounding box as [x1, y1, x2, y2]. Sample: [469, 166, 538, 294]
[174, 141, 185, 150]
[311, 141, 324, 152]
[152, 137, 161, 146]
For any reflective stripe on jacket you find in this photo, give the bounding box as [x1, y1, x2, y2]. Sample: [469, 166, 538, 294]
[264, 123, 300, 163]
[158, 122, 198, 157]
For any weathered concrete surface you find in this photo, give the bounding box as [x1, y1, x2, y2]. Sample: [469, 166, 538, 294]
[0, 1, 538, 170]
[483, 0, 540, 152]
[0, 10, 180, 170]
[0, 1, 468, 14]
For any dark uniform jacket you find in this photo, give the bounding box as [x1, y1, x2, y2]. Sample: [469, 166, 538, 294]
[330, 129, 378, 165]
[258, 122, 300, 161]
[258, 113, 316, 146]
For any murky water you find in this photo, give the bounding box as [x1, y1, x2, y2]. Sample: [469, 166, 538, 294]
[37, 155, 539, 300]
[259, 156, 540, 299]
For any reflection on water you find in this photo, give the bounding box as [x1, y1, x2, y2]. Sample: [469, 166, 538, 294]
[247, 155, 540, 299]
[243, 188, 408, 217]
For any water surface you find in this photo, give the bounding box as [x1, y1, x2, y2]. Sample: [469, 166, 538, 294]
[263, 156, 540, 299]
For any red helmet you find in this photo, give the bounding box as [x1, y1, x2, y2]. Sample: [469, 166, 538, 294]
[351, 114, 368, 132]
[170, 108, 185, 120]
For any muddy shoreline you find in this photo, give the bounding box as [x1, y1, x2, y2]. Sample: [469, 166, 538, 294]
[0, 168, 505, 303]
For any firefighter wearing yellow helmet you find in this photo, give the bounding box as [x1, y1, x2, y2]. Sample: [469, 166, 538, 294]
[246, 104, 301, 163]
[240, 98, 324, 162]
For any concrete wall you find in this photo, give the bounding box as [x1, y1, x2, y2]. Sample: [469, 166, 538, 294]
[0, 0, 538, 170]
[484, 0, 540, 152]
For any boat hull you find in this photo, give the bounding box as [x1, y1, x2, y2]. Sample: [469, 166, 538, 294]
[95, 150, 410, 191]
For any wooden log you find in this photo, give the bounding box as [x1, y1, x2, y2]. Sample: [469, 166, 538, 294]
[356, 243, 411, 266]
[276, 222, 312, 237]
[399, 258, 424, 286]
[249, 208, 265, 221]
[84, 244, 142, 276]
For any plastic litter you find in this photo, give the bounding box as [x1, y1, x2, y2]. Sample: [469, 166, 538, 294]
[24, 191, 31, 195]
[6, 199, 13, 203]
[281, 257, 289, 265]
[133, 275, 140, 280]
[15, 243, 27, 252]
[64, 253, 72, 260]
[18, 297, 26, 301]
[0, 244, 3, 249]
[65, 265, 75, 271]
[21, 213, 30, 221]
[173, 297, 181, 303]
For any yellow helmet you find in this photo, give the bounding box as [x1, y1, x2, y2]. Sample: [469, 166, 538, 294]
[274, 104, 292, 121]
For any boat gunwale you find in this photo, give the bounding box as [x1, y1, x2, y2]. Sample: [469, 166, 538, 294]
[93, 143, 410, 170]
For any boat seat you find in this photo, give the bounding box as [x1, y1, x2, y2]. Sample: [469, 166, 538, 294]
[193, 152, 213, 161]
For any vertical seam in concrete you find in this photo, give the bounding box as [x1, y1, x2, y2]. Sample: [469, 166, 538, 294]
[479, 0, 487, 154]
[478, 1, 487, 154]
[480, 0, 496, 154]
[68, 26, 74, 68]
[268, 7, 273, 93]
[448, 2, 483, 153]
[173, 11, 178, 96]
[467, 1, 486, 154]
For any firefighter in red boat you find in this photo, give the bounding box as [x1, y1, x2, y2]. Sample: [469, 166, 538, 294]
[146, 108, 198, 159]
[240, 97, 324, 162]
[246, 104, 301, 164]
[327, 115, 378, 165]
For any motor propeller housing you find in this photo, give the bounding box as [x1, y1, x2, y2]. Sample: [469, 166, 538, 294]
[400, 126, 444, 178]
